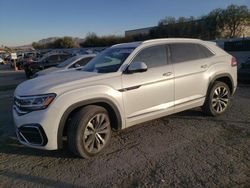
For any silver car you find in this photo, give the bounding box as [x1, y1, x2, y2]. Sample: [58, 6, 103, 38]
[35, 54, 96, 77]
[13, 38, 237, 158]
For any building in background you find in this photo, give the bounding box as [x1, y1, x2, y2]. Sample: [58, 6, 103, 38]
[125, 26, 156, 37]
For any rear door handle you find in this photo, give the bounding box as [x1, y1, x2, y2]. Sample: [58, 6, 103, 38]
[163, 72, 173, 77]
[201, 65, 208, 69]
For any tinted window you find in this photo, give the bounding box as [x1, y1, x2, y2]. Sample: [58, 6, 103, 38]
[170, 43, 213, 63]
[47, 55, 59, 63]
[132, 45, 167, 68]
[77, 57, 93, 66]
[197, 44, 214, 58]
[57, 56, 80, 68]
[59, 54, 70, 62]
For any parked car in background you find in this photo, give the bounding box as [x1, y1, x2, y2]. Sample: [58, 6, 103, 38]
[15, 51, 41, 70]
[34, 54, 96, 77]
[13, 38, 237, 158]
[24, 53, 72, 78]
[238, 57, 250, 83]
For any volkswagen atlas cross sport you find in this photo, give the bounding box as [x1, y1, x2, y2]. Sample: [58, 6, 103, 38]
[13, 38, 237, 158]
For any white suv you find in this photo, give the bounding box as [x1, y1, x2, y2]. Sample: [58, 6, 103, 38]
[13, 38, 237, 158]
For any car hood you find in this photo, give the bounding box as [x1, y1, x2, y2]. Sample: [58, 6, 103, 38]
[15, 70, 119, 96]
[37, 67, 61, 75]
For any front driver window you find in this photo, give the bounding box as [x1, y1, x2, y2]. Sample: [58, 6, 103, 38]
[132, 45, 167, 68]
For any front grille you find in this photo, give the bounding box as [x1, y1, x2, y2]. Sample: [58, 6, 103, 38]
[16, 125, 48, 146]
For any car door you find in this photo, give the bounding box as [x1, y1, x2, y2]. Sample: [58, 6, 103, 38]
[121, 44, 174, 124]
[169, 43, 214, 106]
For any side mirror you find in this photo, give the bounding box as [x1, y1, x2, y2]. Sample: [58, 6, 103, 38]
[74, 63, 81, 68]
[126, 62, 148, 73]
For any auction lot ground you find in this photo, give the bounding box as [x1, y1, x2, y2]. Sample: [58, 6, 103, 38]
[0, 65, 250, 187]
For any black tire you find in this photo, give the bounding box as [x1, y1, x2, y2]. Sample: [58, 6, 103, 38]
[202, 81, 231, 116]
[24, 67, 33, 79]
[24, 69, 31, 79]
[67, 105, 112, 158]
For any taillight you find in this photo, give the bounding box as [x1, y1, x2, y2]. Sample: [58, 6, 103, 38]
[231, 57, 237, 67]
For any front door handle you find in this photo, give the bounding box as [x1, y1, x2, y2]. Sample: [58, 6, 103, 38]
[163, 72, 173, 77]
[201, 65, 208, 69]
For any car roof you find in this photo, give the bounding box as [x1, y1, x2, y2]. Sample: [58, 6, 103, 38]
[111, 38, 211, 49]
[111, 41, 142, 48]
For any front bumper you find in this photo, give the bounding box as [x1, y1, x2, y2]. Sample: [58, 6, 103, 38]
[16, 124, 48, 146]
[13, 105, 60, 150]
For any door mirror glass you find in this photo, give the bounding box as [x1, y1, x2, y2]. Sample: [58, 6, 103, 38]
[74, 63, 81, 68]
[127, 62, 147, 73]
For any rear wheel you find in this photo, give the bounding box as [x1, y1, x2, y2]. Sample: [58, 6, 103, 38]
[203, 81, 231, 116]
[67, 105, 111, 158]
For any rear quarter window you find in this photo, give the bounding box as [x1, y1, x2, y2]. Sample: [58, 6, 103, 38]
[196, 44, 214, 58]
[169, 43, 214, 63]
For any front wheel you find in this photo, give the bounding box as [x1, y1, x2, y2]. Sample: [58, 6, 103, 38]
[67, 105, 112, 158]
[203, 81, 231, 116]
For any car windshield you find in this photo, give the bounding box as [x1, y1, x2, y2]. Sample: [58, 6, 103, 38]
[57, 56, 79, 68]
[82, 47, 135, 73]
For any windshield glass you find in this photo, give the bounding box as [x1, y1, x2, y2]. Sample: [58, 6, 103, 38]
[82, 47, 134, 73]
[57, 56, 79, 68]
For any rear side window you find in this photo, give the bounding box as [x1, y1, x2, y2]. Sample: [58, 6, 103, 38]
[169, 43, 214, 63]
[132, 45, 167, 68]
[197, 44, 214, 58]
[59, 54, 70, 61]
[70, 57, 94, 68]
[47, 55, 59, 63]
[77, 57, 93, 66]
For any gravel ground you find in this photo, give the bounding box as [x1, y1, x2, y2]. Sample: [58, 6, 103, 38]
[0, 66, 250, 187]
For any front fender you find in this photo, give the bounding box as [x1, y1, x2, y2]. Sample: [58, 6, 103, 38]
[52, 85, 125, 149]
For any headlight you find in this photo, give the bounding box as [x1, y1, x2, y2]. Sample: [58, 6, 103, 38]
[14, 93, 56, 112]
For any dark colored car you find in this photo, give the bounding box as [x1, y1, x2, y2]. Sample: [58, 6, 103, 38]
[15, 52, 41, 70]
[24, 53, 71, 78]
[238, 57, 250, 83]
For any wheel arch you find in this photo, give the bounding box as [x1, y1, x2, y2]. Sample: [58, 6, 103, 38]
[57, 98, 122, 149]
[208, 73, 234, 95]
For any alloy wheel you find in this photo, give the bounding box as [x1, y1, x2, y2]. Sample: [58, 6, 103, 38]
[83, 113, 110, 154]
[211, 86, 230, 113]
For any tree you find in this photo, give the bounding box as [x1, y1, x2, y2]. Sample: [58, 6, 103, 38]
[80, 32, 138, 47]
[221, 5, 250, 38]
[32, 37, 76, 49]
[58, 37, 76, 48]
[202, 8, 224, 39]
[159, 16, 176, 26]
[81, 32, 99, 47]
[32, 42, 44, 49]
[152, 4, 250, 40]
